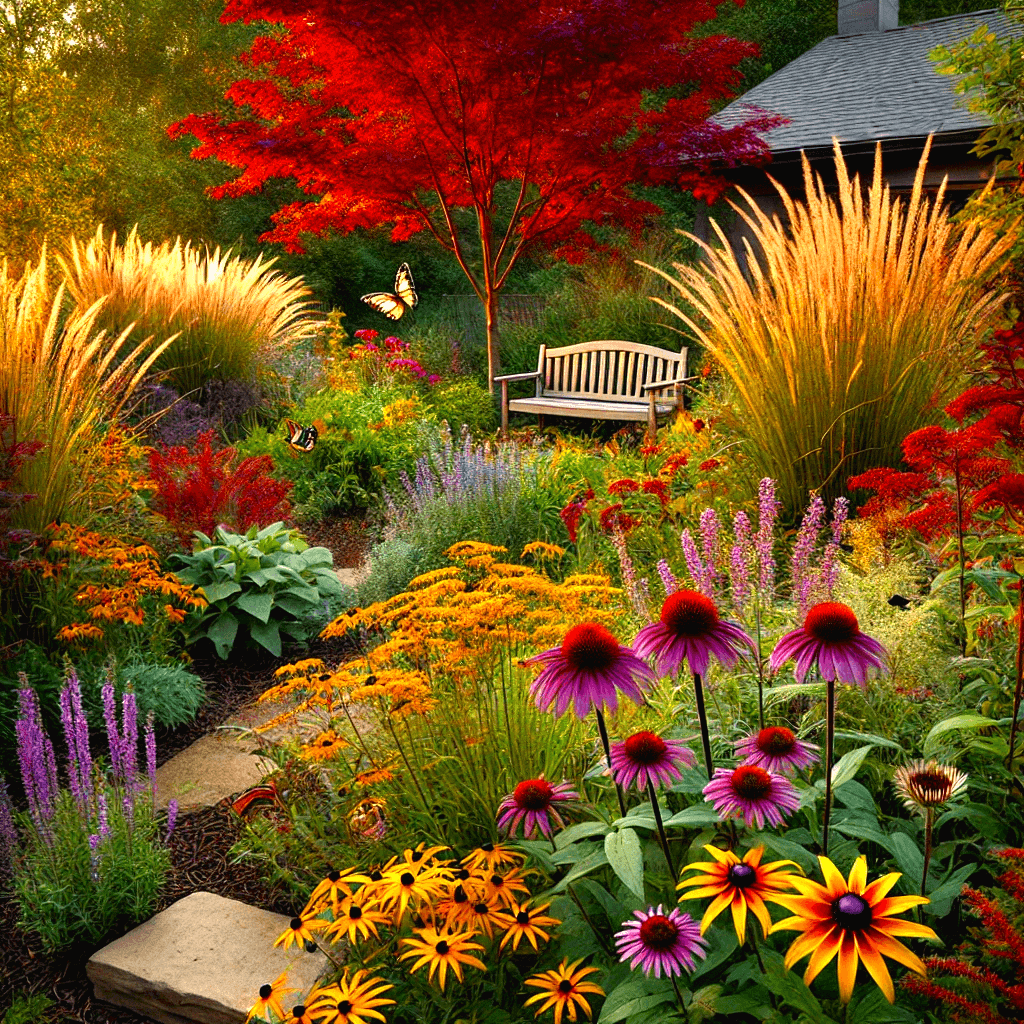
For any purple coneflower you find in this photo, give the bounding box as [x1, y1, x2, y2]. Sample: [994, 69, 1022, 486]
[497, 777, 579, 839]
[615, 905, 707, 978]
[734, 726, 819, 776]
[610, 732, 696, 792]
[527, 622, 656, 721]
[769, 602, 888, 856]
[634, 590, 755, 781]
[703, 765, 799, 831]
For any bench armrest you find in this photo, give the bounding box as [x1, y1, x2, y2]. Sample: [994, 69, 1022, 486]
[493, 371, 542, 383]
[641, 374, 699, 394]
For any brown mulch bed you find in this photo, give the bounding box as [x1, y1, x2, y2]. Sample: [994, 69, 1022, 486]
[0, 516, 372, 1022]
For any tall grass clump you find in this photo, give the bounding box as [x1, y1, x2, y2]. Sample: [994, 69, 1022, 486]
[0, 249, 175, 533]
[58, 224, 319, 397]
[641, 135, 1019, 514]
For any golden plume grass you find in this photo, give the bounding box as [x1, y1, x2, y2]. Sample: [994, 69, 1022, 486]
[640, 135, 1020, 513]
[57, 225, 319, 397]
[0, 248, 176, 532]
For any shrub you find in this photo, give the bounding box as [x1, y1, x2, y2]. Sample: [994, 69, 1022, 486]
[83, 656, 206, 732]
[57, 224, 320, 397]
[643, 135, 1019, 514]
[423, 376, 497, 434]
[170, 522, 345, 659]
[147, 429, 294, 546]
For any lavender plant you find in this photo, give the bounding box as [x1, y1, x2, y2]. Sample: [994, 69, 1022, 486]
[5, 668, 172, 951]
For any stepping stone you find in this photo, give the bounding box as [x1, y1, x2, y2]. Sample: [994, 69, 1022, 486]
[337, 558, 370, 590]
[87, 892, 329, 1024]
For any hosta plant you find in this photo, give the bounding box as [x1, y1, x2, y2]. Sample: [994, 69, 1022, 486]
[170, 522, 344, 659]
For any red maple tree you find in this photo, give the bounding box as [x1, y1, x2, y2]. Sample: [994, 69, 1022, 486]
[169, 0, 786, 387]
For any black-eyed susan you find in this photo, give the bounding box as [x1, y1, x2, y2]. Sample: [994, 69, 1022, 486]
[524, 959, 604, 1024]
[677, 844, 802, 944]
[399, 842, 452, 868]
[464, 899, 508, 940]
[282, 1002, 317, 1024]
[771, 854, 938, 1003]
[436, 883, 473, 927]
[479, 866, 532, 909]
[497, 899, 560, 952]
[462, 842, 526, 874]
[274, 912, 328, 952]
[323, 895, 391, 944]
[305, 868, 371, 915]
[305, 970, 395, 1024]
[376, 866, 445, 922]
[399, 926, 486, 991]
[301, 729, 349, 761]
[245, 971, 297, 1023]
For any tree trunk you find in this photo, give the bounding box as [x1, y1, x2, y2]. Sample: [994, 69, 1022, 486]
[484, 285, 501, 393]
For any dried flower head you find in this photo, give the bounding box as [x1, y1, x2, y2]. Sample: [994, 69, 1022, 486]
[893, 760, 968, 813]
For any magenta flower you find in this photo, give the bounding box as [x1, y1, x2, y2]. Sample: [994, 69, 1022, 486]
[769, 602, 887, 689]
[527, 622, 657, 720]
[633, 590, 755, 679]
[610, 732, 696, 792]
[615, 905, 708, 978]
[734, 726, 819, 775]
[497, 777, 580, 839]
[703, 765, 799, 830]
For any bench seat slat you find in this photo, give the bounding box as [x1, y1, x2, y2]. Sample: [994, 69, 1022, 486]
[508, 396, 677, 420]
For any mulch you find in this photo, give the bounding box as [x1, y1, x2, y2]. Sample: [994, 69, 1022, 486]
[0, 516, 373, 1022]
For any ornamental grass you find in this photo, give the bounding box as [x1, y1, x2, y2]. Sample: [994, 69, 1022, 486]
[57, 224, 319, 398]
[641, 134, 1019, 514]
[0, 249, 174, 534]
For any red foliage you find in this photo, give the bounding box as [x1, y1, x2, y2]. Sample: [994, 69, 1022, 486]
[147, 430, 293, 545]
[903, 848, 1024, 1023]
[168, 0, 787, 382]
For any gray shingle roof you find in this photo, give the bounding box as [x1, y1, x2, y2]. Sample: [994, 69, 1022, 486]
[712, 8, 1023, 155]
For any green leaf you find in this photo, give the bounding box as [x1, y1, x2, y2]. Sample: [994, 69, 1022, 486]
[830, 745, 873, 787]
[235, 592, 274, 624]
[605, 828, 645, 899]
[206, 612, 238, 660]
[757, 948, 837, 1024]
[299, 546, 334, 567]
[548, 848, 609, 893]
[199, 580, 243, 604]
[244, 566, 290, 586]
[666, 805, 720, 828]
[555, 821, 611, 850]
[833, 730, 905, 753]
[923, 862, 976, 917]
[749, 831, 818, 873]
[923, 714, 998, 758]
[884, 832, 924, 889]
[598, 980, 674, 1024]
[689, 926, 738, 982]
[249, 620, 283, 657]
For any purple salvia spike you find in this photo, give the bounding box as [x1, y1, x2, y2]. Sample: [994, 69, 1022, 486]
[730, 510, 753, 613]
[59, 685, 84, 811]
[792, 495, 826, 616]
[121, 690, 139, 789]
[68, 670, 93, 807]
[699, 507, 720, 596]
[102, 677, 124, 783]
[680, 528, 706, 593]
[819, 497, 850, 601]
[98, 791, 110, 839]
[166, 798, 178, 841]
[656, 559, 678, 596]
[145, 710, 157, 806]
[755, 478, 780, 601]
[123, 791, 135, 830]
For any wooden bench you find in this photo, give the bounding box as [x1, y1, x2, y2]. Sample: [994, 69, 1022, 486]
[495, 340, 692, 439]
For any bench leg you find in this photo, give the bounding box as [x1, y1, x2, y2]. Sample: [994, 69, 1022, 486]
[500, 380, 509, 437]
[537, 414, 546, 432]
[647, 395, 657, 442]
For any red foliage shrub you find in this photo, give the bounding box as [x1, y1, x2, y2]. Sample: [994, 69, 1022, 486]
[147, 430, 292, 545]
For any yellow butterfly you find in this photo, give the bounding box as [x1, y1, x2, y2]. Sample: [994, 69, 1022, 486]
[284, 418, 318, 454]
[360, 263, 418, 320]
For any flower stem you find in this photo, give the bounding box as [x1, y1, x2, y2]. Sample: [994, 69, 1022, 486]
[921, 805, 934, 900]
[594, 707, 627, 818]
[1008, 573, 1024, 773]
[646, 779, 676, 880]
[670, 974, 686, 1011]
[822, 676, 835, 857]
[692, 672, 714, 780]
[568, 883, 614, 957]
[755, 602, 766, 731]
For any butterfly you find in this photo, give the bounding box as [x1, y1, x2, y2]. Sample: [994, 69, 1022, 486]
[284, 418, 318, 454]
[360, 263, 418, 320]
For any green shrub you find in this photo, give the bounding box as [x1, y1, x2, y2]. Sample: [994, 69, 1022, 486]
[80, 656, 206, 731]
[422, 376, 497, 433]
[170, 522, 345, 659]
[355, 538, 424, 606]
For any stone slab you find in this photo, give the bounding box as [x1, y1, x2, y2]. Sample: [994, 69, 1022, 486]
[337, 559, 370, 590]
[87, 892, 328, 1024]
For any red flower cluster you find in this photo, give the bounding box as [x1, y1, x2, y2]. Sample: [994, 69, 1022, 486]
[598, 503, 641, 535]
[147, 430, 293, 545]
[559, 488, 594, 543]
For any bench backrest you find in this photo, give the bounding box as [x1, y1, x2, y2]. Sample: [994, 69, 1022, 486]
[535, 341, 688, 401]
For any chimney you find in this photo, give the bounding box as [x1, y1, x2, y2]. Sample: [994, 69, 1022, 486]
[838, 0, 898, 34]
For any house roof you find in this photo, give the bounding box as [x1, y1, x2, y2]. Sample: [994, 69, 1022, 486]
[710, 8, 1023, 159]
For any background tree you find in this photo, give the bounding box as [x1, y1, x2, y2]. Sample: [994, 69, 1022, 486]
[170, 0, 788, 389]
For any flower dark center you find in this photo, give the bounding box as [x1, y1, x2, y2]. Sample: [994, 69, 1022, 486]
[328, 870, 341, 882]
[908, 770, 953, 803]
[516, 911, 530, 924]
[623, 731, 669, 765]
[490, 874, 504, 887]
[456, 869, 471, 880]
[454, 885, 468, 903]
[561, 622, 621, 672]
[757, 727, 796, 757]
[475, 902, 489, 914]
[727, 863, 757, 889]
[400, 872, 415, 886]
[482, 842, 495, 852]
[289, 917, 302, 929]
[322, 739, 332, 746]
[349, 905, 363, 919]
[639, 914, 680, 950]
[804, 602, 860, 643]
[558, 980, 574, 994]
[292, 1008, 306, 1018]
[661, 589, 719, 637]
[338, 1000, 353, 1015]
[370, 870, 383, 881]
[259, 984, 273, 999]
[514, 778, 554, 810]
[435, 940, 450, 954]
[832, 893, 872, 930]
[731, 765, 773, 801]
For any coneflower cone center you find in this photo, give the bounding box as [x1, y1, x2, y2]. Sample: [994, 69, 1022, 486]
[832, 893, 872, 930]
[639, 915, 680, 950]
[757, 726, 796, 757]
[661, 590, 719, 636]
[561, 622, 621, 671]
[624, 731, 669, 765]
[908, 770, 953, 803]
[514, 778, 554, 810]
[727, 863, 757, 889]
[731, 765, 773, 800]
[804, 602, 860, 643]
